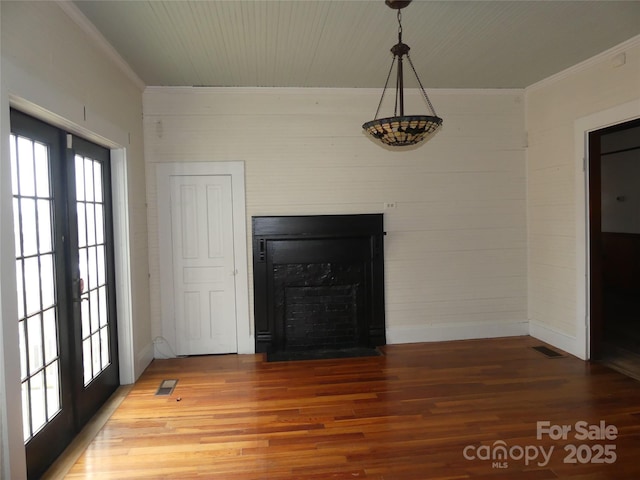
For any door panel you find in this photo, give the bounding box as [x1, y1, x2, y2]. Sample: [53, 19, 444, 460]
[11, 111, 75, 478]
[170, 175, 237, 355]
[10, 110, 118, 478]
[69, 137, 119, 428]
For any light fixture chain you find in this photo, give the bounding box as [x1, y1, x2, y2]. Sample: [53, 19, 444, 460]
[373, 56, 397, 120]
[407, 53, 438, 117]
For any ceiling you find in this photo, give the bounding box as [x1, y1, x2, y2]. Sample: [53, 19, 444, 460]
[72, 0, 640, 89]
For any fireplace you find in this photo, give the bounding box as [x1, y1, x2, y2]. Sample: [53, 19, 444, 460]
[252, 214, 386, 356]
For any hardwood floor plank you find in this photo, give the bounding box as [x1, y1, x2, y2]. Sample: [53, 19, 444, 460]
[53, 336, 640, 479]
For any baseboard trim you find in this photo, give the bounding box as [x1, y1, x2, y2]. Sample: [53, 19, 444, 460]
[135, 342, 154, 380]
[529, 321, 585, 360]
[386, 320, 529, 345]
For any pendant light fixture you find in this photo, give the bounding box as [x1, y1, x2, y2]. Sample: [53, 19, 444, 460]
[363, 0, 443, 147]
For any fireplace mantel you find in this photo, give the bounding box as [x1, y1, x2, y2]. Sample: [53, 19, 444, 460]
[252, 214, 386, 355]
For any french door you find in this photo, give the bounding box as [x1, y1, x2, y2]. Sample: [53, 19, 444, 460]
[10, 109, 119, 479]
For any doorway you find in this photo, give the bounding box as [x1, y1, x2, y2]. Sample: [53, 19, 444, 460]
[10, 109, 119, 478]
[589, 117, 640, 376]
[156, 161, 252, 356]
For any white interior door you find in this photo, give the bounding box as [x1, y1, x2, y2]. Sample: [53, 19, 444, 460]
[170, 174, 237, 355]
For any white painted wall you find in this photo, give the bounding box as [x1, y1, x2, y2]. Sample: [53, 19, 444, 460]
[144, 87, 528, 353]
[525, 37, 640, 359]
[0, 2, 150, 478]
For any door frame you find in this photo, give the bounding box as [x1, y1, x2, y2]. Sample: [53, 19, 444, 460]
[587, 118, 640, 360]
[156, 162, 252, 355]
[7, 97, 136, 385]
[574, 99, 640, 360]
[1, 95, 136, 479]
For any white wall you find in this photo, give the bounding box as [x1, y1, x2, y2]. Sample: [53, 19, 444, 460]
[0, 2, 150, 478]
[144, 87, 528, 352]
[525, 37, 640, 359]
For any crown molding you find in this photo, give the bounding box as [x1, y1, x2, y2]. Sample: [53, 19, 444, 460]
[526, 34, 640, 93]
[56, 0, 146, 91]
[143, 86, 523, 96]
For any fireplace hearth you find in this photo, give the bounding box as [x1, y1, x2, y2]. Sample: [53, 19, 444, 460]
[252, 214, 386, 356]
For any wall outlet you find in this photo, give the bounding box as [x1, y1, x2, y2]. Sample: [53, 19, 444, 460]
[384, 202, 397, 209]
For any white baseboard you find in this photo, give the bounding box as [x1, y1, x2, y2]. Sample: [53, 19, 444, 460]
[134, 342, 154, 381]
[529, 320, 586, 360]
[386, 320, 529, 345]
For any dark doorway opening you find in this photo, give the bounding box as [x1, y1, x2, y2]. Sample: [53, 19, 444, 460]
[252, 214, 386, 360]
[589, 117, 640, 378]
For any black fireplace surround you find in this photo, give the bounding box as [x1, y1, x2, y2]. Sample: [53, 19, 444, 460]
[252, 214, 386, 355]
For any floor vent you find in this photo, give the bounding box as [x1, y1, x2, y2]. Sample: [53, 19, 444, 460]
[156, 379, 178, 396]
[532, 346, 564, 358]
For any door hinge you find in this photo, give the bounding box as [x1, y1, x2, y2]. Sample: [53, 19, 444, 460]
[66, 134, 73, 149]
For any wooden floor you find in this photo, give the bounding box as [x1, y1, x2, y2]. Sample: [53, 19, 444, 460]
[58, 336, 640, 479]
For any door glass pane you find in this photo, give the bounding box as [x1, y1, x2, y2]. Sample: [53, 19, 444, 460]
[86, 205, 96, 246]
[88, 246, 97, 291]
[10, 135, 19, 195]
[37, 200, 53, 253]
[98, 287, 107, 327]
[97, 246, 105, 286]
[16, 261, 25, 320]
[77, 203, 87, 248]
[21, 199, 37, 257]
[94, 162, 103, 203]
[11, 133, 62, 443]
[91, 334, 100, 377]
[90, 290, 99, 333]
[43, 309, 58, 363]
[24, 257, 41, 317]
[100, 327, 109, 368]
[82, 339, 91, 385]
[13, 199, 21, 258]
[30, 371, 46, 435]
[27, 314, 43, 375]
[21, 382, 30, 440]
[46, 362, 61, 418]
[41, 254, 55, 310]
[95, 204, 104, 245]
[75, 156, 85, 202]
[34, 143, 50, 197]
[79, 247, 88, 289]
[84, 157, 94, 202]
[19, 320, 27, 380]
[81, 298, 90, 339]
[17, 137, 35, 197]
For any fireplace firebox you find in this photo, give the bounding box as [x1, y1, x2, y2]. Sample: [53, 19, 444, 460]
[252, 214, 386, 355]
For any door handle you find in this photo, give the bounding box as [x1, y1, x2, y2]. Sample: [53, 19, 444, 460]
[74, 294, 89, 304]
[73, 277, 89, 303]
